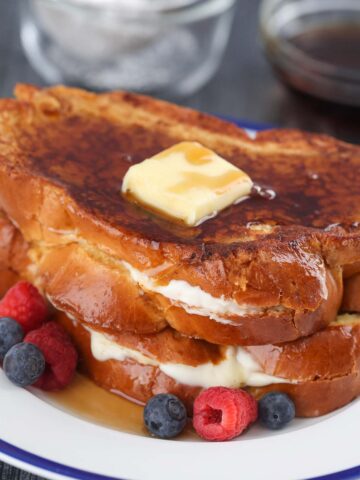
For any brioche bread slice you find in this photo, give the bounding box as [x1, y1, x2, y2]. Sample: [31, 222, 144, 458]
[0, 211, 30, 296]
[247, 314, 360, 417]
[0, 214, 359, 418]
[0, 85, 359, 345]
[57, 311, 360, 417]
[28, 240, 342, 344]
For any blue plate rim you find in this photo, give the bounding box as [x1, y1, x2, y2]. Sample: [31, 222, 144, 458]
[0, 439, 122, 480]
[220, 115, 271, 131]
[1, 436, 360, 480]
[0, 118, 359, 480]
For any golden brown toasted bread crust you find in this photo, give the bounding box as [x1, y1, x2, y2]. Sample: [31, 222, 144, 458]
[0, 210, 343, 345]
[0, 211, 30, 295]
[247, 318, 360, 416]
[161, 268, 342, 345]
[55, 311, 203, 412]
[26, 240, 342, 344]
[0, 85, 358, 345]
[342, 273, 360, 313]
[0, 221, 358, 418]
[34, 243, 168, 334]
[56, 310, 360, 417]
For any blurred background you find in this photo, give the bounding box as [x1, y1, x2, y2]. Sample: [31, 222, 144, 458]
[1, 0, 360, 143]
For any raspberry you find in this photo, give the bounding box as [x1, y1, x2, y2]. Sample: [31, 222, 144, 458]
[25, 321, 78, 391]
[240, 389, 258, 424]
[0, 281, 48, 333]
[193, 387, 258, 441]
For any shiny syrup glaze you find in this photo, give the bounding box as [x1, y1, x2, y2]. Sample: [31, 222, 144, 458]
[169, 171, 244, 195]
[40, 374, 194, 439]
[153, 142, 214, 165]
[13, 111, 360, 244]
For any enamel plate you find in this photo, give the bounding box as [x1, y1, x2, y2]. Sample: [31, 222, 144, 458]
[0, 122, 359, 480]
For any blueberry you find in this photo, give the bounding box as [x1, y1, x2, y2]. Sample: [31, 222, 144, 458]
[144, 394, 187, 439]
[259, 392, 295, 430]
[3, 342, 45, 387]
[0, 317, 24, 361]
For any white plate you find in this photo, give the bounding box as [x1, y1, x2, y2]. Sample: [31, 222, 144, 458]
[0, 369, 359, 480]
[1, 123, 359, 480]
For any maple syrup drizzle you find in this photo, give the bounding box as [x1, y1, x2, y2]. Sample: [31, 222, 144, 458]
[37, 374, 195, 439]
[169, 170, 246, 195]
[153, 142, 213, 165]
[37, 374, 146, 435]
[251, 184, 276, 200]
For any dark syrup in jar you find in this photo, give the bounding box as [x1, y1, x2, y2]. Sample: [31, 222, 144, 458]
[289, 23, 360, 70]
[264, 17, 360, 143]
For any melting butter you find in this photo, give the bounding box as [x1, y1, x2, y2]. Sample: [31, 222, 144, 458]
[122, 141, 253, 226]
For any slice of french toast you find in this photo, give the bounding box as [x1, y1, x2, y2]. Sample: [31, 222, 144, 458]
[0, 213, 359, 418]
[0, 84, 359, 345]
[57, 310, 360, 417]
[28, 240, 342, 343]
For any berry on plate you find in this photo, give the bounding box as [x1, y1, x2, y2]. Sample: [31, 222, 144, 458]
[144, 394, 187, 439]
[0, 317, 24, 360]
[258, 392, 295, 430]
[0, 281, 48, 333]
[193, 387, 258, 441]
[3, 342, 45, 387]
[25, 321, 78, 391]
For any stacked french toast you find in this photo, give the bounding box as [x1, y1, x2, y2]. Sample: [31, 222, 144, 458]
[0, 84, 359, 421]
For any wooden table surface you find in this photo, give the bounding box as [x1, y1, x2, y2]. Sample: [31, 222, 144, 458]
[0, 0, 359, 479]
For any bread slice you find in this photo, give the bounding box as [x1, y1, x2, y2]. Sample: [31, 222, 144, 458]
[0, 213, 358, 417]
[0, 211, 30, 296]
[247, 314, 360, 417]
[57, 311, 360, 417]
[0, 216, 360, 417]
[29, 241, 342, 343]
[0, 84, 359, 345]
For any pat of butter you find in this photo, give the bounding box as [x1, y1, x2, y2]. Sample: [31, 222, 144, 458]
[122, 142, 253, 226]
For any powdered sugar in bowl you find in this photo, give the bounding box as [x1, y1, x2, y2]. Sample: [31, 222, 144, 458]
[20, 0, 236, 96]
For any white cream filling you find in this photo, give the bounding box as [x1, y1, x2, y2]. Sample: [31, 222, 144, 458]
[43, 230, 328, 319]
[121, 260, 275, 324]
[88, 327, 290, 388]
[41, 230, 265, 321]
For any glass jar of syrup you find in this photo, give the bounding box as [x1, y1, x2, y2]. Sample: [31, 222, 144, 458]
[259, 0, 360, 107]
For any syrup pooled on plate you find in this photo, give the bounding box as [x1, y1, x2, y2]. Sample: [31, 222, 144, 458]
[37, 374, 146, 435]
[36, 374, 195, 439]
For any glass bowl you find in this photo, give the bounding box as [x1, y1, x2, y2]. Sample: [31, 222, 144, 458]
[259, 0, 360, 106]
[20, 0, 236, 96]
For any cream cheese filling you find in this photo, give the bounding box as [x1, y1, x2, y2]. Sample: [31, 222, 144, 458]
[87, 327, 291, 388]
[38, 232, 267, 321]
[121, 260, 283, 324]
[39, 230, 328, 322]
